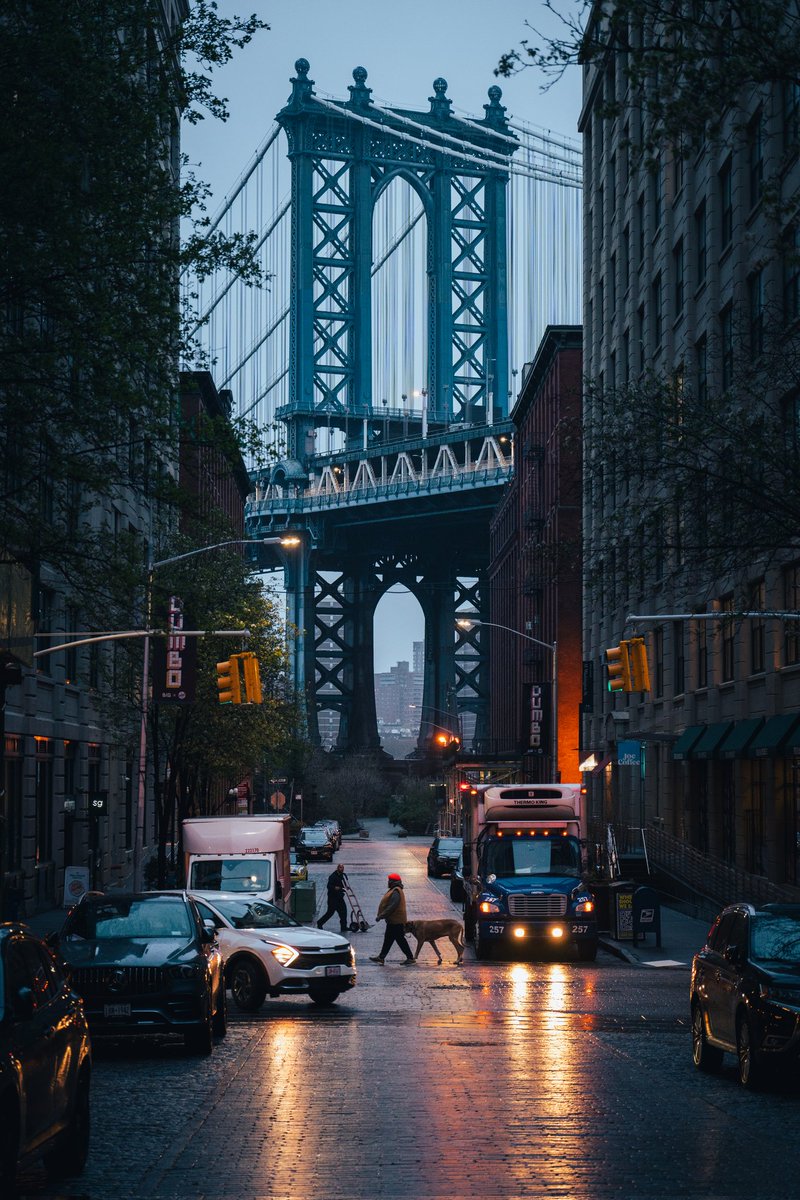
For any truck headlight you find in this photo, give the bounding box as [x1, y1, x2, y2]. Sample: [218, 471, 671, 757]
[479, 900, 502, 914]
[575, 899, 594, 913]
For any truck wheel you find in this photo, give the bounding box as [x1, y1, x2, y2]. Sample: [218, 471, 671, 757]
[577, 940, 598, 962]
[228, 957, 268, 1012]
[474, 924, 492, 961]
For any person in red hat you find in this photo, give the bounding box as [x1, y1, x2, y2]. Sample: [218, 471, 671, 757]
[369, 873, 415, 964]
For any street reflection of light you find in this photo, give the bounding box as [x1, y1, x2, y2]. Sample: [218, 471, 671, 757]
[509, 964, 531, 1009]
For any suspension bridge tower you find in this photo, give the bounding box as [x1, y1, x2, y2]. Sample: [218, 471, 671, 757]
[247, 61, 518, 754]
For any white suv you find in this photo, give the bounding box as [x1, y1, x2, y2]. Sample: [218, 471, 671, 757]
[190, 892, 356, 1010]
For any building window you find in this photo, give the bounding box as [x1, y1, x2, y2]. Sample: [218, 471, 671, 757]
[652, 273, 663, 349]
[654, 626, 664, 698]
[622, 328, 630, 383]
[719, 158, 733, 251]
[696, 333, 708, 404]
[696, 617, 708, 689]
[673, 621, 685, 695]
[747, 108, 764, 209]
[784, 224, 800, 325]
[784, 563, 800, 664]
[672, 146, 684, 197]
[608, 152, 616, 212]
[720, 595, 735, 682]
[37, 587, 55, 678]
[651, 158, 663, 232]
[3, 736, 24, 871]
[609, 252, 616, 313]
[637, 303, 646, 371]
[622, 223, 630, 291]
[748, 267, 764, 358]
[695, 199, 707, 286]
[784, 81, 800, 155]
[750, 580, 765, 674]
[35, 737, 54, 864]
[637, 192, 645, 262]
[720, 304, 734, 390]
[673, 238, 684, 317]
[65, 605, 80, 683]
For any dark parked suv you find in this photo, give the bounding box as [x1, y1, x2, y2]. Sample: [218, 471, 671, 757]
[427, 836, 463, 878]
[1, 923, 91, 1187]
[690, 902, 800, 1088]
[52, 891, 227, 1055]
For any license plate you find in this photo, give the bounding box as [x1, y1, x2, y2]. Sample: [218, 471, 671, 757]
[104, 1003, 131, 1018]
[325, 965, 341, 976]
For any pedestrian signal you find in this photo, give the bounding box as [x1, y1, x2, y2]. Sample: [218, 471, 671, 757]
[606, 642, 632, 692]
[216, 657, 242, 704]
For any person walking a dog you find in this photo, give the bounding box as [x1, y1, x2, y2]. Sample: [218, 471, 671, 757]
[317, 862, 349, 933]
[369, 872, 415, 964]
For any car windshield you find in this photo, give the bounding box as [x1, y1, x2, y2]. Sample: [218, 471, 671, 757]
[210, 898, 300, 930]
[189, 858, 272, 893]
[438, 839, 462, 853]
[301, 830, 328, 844]
[66, 898, 193, 940]
[750, 911, 800, 964]
[484, 836, 581, 877]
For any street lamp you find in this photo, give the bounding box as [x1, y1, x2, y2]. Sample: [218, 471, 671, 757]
[133, 535, 299, 890]
[456, 617, 558, 778]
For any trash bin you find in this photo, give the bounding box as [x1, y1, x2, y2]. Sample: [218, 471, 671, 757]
[610, 880, 636, 940]
[291, 880, 316, 923]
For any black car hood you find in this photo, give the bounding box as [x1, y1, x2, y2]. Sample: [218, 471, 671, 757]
[753, 962, 800, 986]
[60, 937, 202, 968]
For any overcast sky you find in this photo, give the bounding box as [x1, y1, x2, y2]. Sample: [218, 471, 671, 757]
[184, 1, 584, 671]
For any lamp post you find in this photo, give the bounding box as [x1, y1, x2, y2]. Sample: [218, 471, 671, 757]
[457, 618, 558, 779]
[132, 535, 299, 890]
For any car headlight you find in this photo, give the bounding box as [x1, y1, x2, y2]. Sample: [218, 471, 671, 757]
[270, 943, 300, 967]
[168, 964, 201, 979]
[479, 900, 502, 914]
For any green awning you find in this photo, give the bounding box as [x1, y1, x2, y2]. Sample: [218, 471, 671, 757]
[672, 725, 705, 760]
[750, 713, 800, 757]
[693, 721, 734, 759]
[719, 718, 764, 759]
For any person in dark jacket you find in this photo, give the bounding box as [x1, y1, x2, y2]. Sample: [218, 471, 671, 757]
[317, 862, 349, 932]
[369, 873, 415, 964]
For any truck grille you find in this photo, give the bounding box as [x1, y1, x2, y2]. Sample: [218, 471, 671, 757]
[508, 894, 567, 919]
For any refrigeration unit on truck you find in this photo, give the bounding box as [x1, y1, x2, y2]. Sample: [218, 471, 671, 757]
[182, 815, 291, 910]
[461, 783, 598, 961]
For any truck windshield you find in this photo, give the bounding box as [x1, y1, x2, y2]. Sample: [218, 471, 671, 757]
[190, 859, 272, 893]
[485, 837, 581, 878]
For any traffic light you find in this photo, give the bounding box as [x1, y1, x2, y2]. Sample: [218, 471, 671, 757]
[628, 636, 651, 692]
[216, 656, 242, 704]
[240, 652, 262, 704]
[606, 641, 632, 692]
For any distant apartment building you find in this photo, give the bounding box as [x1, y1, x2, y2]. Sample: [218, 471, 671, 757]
[375, 659, 424, 730]
[580, 4, 800, 891]
[487, 326, 583, 782]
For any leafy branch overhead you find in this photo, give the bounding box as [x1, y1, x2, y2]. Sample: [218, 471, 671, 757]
[498, 1, 800, 160]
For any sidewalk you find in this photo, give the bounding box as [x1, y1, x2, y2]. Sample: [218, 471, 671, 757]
[598, 902, 712, 968]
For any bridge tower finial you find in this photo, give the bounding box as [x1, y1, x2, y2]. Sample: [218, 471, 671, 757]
[428, 77, 452, 121]
[347, 66, 372, 110]
[288, 58, 315, 109]
[484, 85, 508, 131]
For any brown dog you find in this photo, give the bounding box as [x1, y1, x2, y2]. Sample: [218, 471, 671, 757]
[405, 918, 464, 965]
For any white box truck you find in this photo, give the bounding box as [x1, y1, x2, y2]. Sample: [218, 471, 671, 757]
[182, 815, 291, 910]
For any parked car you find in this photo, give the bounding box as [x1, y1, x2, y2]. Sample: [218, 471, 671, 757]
[0, 923, 91, 1186]
[190, 893, 356, 1010]
[51, 891, 227, 1055]
[297, 826, 335, 862]
[313, 819, 341, 849]
[427, 835, 464, 878]
[449, 851, 466, 902]
[690, 902, 800, 1088]
[290, 849, 308, 884]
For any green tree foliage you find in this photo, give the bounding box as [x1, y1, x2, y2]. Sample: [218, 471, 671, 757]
[388, 780, 440, 835]
[302, 751, 392, 833]
[0, 0, 268, 597]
